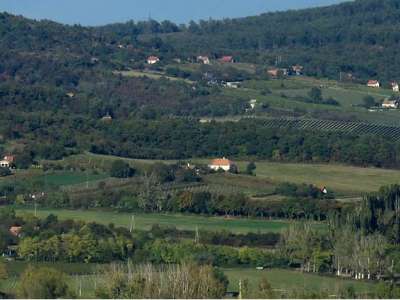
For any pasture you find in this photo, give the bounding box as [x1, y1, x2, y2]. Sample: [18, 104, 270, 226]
[15, 208, 293, 234]
[192, 159, 400, 197]
[236, 161, 400, 197]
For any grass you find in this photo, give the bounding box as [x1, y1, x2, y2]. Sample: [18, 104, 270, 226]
[15, 208, 294, 234]
[192, 159, 400, 197]
[38, 171, 108, 187]
[247, 161, 400, 197]
[223, 268, 376, 296]
[114, 70, 193, 84]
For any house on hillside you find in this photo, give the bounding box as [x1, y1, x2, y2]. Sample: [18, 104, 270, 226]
[249, 99, 257, 109]
[220, 56, 234, 63]
[367, 80, 380, 88]
[197, 56, 210, 65]
[147, 56, 160, 65]
[208, 157, 235, 172]
[392, 82, 399, 92]
[268, 68, 288, 78]
[9, 226, 22, 237]
[0, 155, 14, 168]
[225, 81, 241, 89]
[101, 114, 113, 122]
[382, 99, 399, 109]
[292, 65, 304, 76]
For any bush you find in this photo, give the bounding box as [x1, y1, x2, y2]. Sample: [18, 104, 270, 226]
[110, 160, 135, 178]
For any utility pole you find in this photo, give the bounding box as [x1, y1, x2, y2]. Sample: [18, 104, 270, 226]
[194, 226, 199, 244]
[129, 215, 135, 233]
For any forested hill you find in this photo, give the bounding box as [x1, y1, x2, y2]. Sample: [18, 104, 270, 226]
[159, 0, 400, 81]
[102, 0, 400, 82]
[2, 0, 400, 81]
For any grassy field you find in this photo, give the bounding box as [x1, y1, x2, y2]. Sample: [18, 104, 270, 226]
[16, 208, 294, 233]
[191, 159, 400, 197]
[2, 267, 376, 299]
[38, 171, 108, 187]
[223, 268, 376, 297]
[242, 161, 400, 196]
[62, 153, 400, 197]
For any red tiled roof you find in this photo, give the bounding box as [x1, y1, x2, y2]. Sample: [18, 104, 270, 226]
[368, 80, 379, 84]
[210, 158, 232, 166]
[9, 226, 22, 237]
[221, 56, 233, 62]
[3, 155, 14, 163]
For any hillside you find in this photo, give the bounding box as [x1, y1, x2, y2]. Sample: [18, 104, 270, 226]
[126, 0, 400, 82]
[1, 1, 400, 168]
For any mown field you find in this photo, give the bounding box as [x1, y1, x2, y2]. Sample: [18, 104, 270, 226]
[223, 268, 377, 297]
[15, 208, 294, 234]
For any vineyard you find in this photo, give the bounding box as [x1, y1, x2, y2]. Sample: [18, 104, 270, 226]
[261, 118, 400, 141]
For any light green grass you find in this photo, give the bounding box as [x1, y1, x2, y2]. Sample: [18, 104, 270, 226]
[192, 159, 400, 197]
[237, 161, 400, 196]
[16, 208, 293, 234]
[223, 268, 376, 296]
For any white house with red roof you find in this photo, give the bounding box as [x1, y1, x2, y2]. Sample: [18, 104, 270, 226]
[0, 155, 14, 168]
[208, 157, 234, 172]
[367, 80, 380, 88]
[147, 56, 160, 65]
[197, 56, 210, 65]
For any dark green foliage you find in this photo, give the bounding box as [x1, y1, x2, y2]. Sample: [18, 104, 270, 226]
[110, 160, 134, 178]
[0, 167, 11, 177]
[246, 161, 256, 175]
[362, 95, 376, 108]
[308, 88, 323, 103]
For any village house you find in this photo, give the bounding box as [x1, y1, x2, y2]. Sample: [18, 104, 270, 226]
[268, 68, 288, 78]
[197, 56, 210, 65]
[9, 226, 22, 237]
[382, 99, 399, 109]
[101, 114, 113, 122]
[0, 155, 14, 168]
[367, 80, 380, 88]
[208, 157, 235, 172]
[392, 82, 399, 92]
[249, 99, 257, 109]
[66, 92, 75, 98]
[225, 81, 241, 89]
[220, 56, 234, 63]
[292, 65, 304, 75]
[147, 56, 160, 65]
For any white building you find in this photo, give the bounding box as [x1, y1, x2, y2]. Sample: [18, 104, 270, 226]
[249, 99, 257, 109]
[208, 158, 234, 172]
[392, 82, 399, 92]
[367, 80, 380, 88]
[197, 56, 210, 65]
[147, 56, 160, 65]
[382, 99, 399, 109]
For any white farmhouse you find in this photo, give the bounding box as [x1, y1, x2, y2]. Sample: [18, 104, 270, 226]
[208, 158, 234, 172]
